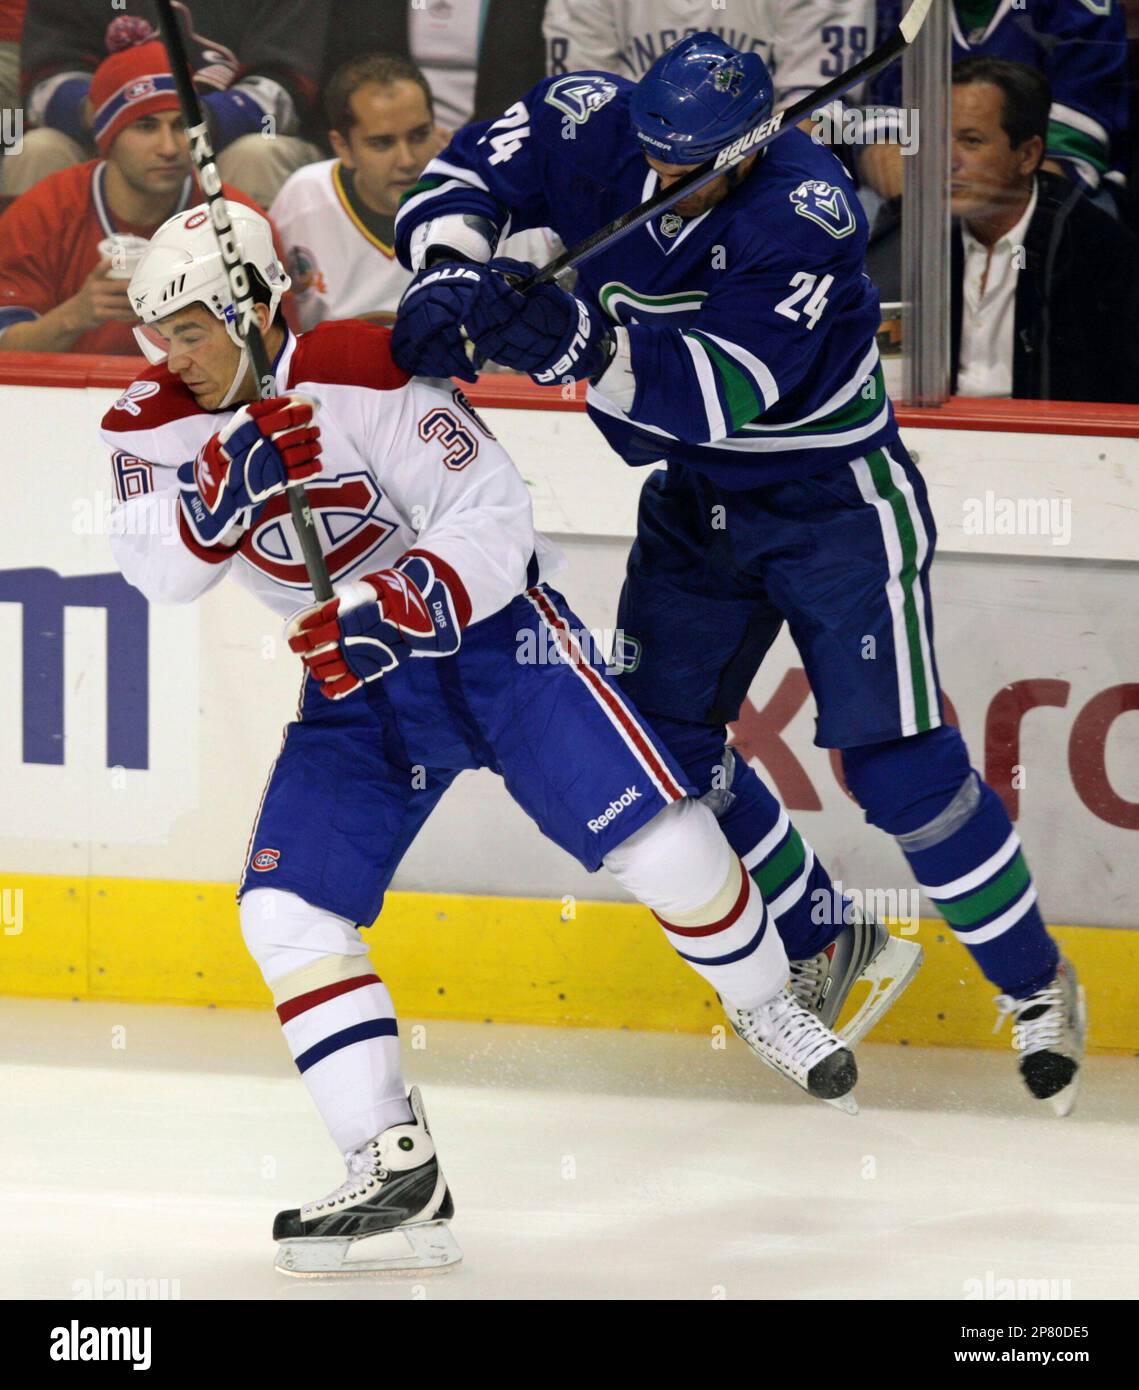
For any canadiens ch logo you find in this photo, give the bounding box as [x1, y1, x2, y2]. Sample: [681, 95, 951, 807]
[251, 848, 280, 872]
[241, 471, 400, 588]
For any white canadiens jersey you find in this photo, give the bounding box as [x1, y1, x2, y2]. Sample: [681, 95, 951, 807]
[98, 320, 556, 623]
[269, 160, 412, 332]
[269, 159, 563, 333]
[542, 0, 877, 106]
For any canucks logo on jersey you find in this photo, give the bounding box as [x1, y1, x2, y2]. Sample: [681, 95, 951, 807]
[789, 180, 857, 240]
[544, 75, 618, 125]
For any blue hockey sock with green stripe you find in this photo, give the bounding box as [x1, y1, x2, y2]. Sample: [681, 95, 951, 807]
[898, 775, 1059, 998]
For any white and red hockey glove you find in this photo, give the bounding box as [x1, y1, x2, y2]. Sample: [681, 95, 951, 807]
[178, 394, 321, 548]
[286, 553, 472, 700]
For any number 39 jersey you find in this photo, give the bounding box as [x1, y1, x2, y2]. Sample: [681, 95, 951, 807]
[99, 320, 558, 621]
[395, 72, 893, 490]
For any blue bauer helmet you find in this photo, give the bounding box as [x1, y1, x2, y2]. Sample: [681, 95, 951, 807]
[631, 31, 775, 166]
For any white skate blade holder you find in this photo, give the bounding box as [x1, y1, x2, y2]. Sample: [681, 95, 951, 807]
[276, 1219, 462, 1278]
[835, 935, 924, 1047]
[1048, 977, 1088, 1118]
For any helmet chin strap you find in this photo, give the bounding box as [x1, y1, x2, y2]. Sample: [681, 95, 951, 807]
[217, 344, 252, 409]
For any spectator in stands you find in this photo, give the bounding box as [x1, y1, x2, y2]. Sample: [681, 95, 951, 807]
[323, 0, 546, 132]
[1, 2, 325, 208]
[0, 1, 25, 115]
[0, 33, 283, 354]
[542, 0, 878, 108]
[950, 58, 1139, 403]
[270, 56, 442, 331]
[272, 53, 561, 333]
[862, 0, 1131, 212]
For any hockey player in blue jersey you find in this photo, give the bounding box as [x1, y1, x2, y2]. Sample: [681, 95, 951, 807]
[391, 34, 1086, 1113]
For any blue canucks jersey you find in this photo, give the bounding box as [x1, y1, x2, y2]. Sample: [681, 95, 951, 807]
[395, 73, 895, 490]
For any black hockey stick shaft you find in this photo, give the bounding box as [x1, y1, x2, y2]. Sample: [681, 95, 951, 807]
[520, 0, 935, 290]
[151, 0, 334, 601]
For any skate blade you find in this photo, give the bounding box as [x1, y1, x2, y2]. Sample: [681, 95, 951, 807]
[1048, 1078, 1079, 1118]
[837, 937, 924, 1046]
[275, 1219, 462, 1277]
[823, 1093, 859, 1116]
[1048, 979, 1087, 1118]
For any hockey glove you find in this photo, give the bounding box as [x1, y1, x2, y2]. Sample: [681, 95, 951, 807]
[463, 258, 612, 384]
[286, 553, 470, 700]
[179, 394, 321, 548]
[391, 261, 486, 383]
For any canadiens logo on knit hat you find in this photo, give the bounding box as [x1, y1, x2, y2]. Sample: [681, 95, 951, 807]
[125, 78, 157, 102]
[251, 849, 281, 872]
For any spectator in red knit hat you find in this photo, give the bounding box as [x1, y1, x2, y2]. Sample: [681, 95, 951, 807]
[0, 1, 25, 116]
[2, 1, 324, 206]
[0, 21, 286, 355]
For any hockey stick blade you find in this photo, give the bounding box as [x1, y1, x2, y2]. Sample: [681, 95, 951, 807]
[522, 0, 936, 290]
[151, 0, 333, 601]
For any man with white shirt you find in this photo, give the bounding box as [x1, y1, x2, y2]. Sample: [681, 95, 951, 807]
[950, 58, 1139, 403]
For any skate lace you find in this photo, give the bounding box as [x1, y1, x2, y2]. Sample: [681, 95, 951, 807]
[738, 990, 838, 1071]
[788, 952, 827, 1008]
[302, 1139, 388, 1216]
[993, 981, 1065, 1055]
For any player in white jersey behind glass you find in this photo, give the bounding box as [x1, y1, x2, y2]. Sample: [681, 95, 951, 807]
[98, 202, 864, 1275]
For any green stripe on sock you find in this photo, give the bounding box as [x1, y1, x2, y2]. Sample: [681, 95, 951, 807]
[866, 448, 932, 732]
[935, 852, 1031, 928]
[752, 827, 806, 900]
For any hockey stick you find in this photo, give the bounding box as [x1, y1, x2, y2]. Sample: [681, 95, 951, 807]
[151, 0, 334, 601]
[519, 0, 935, 290]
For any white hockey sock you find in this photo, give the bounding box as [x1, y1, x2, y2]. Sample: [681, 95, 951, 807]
[240, 888, 412, 1152]
[603, 799, 789, 1007]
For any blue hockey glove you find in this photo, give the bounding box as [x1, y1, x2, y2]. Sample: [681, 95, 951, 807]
[463, 257, 612, 384]
[178, 394, 321, 548]
[286, 553, 470, 700]
[391, 261, 486, 383]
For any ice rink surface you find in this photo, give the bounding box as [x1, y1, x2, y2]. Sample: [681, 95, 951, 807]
[3, 997, 1137, 1301]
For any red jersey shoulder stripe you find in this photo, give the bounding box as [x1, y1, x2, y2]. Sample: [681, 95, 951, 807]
[100, 363, 201, 434]
[288, 319, 410, 394]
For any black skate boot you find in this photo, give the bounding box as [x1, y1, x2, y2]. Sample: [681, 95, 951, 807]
[274, 1086, 460, 1275]
[994, 957, 1087, 1116]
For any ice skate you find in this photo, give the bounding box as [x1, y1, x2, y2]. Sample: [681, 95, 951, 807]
[274, 1087, 461, 1276]
[724, 987, 859, 1114]
[789, 907, 923, 1045]
[994, 957, 1087, 1117]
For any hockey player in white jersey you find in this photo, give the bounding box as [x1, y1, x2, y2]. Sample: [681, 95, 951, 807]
[100, 202, 861, 1275]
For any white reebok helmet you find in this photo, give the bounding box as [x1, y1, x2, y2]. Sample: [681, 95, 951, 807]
[129, 201, 291, 367]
